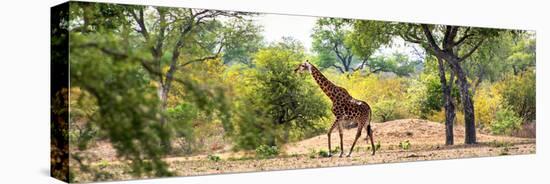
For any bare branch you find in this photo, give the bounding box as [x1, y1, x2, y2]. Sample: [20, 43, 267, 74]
[353, 58, 369, 71]
[181, 42, 225, 67]
[331, 64, 345, 73]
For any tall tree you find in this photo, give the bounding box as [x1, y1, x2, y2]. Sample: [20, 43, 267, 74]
[69, 3, 253, 135]
[349, 20, 394, 73]
[221, 20, 264, 65]
[67, 2, 256, 175]
[353, 21, 505, 144]
[311, 18, 357, 73]
[232, 38, 330, 149]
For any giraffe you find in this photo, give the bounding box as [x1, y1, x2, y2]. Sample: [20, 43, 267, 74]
[295, 60, 375, 157]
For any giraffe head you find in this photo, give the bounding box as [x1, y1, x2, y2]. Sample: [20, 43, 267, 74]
[294, 60, 312, 74]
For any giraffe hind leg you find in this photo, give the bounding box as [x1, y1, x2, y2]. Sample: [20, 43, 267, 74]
[367, 124, 375, 155]
[347, 122, 364, 157]
[337, 121, 344, 157]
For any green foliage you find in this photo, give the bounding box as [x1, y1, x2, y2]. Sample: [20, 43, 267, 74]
[67, 2, 244, 177]
[363, 53, 420, 76]
[311, 18, 356, 72]
[406, 73, 441, 118]
[399, 140, 411, 150]
[350, 20, 393, 59]
[406, 64, 460, 120]
[373, 99, 399, 122]
[491, 108, 522, 135]
[62, 2, 537, 180]
[231, 39, 330, 150]
[165, 103, 197, 153]
[207, 154, 222, 162]
[255, 145, 280, 159]
[318, 149, 330, 158]
[70, 39, 172, 176]
[221, 19, 264, 65]
[499, 71, 536, 121]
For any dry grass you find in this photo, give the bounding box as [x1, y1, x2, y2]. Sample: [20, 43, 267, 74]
[70, 119, 536, 183]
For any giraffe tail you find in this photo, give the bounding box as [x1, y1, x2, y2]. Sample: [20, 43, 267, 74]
[367, 109, 375, 155]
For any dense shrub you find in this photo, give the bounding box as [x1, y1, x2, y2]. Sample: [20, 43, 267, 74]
[373, 99, 400, 122]
[255, 145, 280, 158]
[491, 108, 523, 135]
[474, 84, 503, 128]
[231, 40, 331, 150]
[326, 71, 410, 122]
[499, 71, 536, 121]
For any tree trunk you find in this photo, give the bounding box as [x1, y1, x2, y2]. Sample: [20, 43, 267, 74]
[436, 57, 455, 145]
[158, 85, 171, 151]
[447, 58, 476, 144]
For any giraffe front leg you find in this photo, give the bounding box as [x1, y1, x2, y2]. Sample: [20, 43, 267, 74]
[337, 122, 344, 158]
[327, 120, 338, 157]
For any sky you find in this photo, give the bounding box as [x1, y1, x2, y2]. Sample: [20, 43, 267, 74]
[252, 13, 423, 60]
[253, 13, 318, 52]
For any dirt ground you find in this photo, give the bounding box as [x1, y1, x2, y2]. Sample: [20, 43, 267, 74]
[71, 119, 536, 182]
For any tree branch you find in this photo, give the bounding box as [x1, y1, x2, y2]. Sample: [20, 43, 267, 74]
[457, 38, 485, 62]
[331, 64, 345, 73]
[181, 43, 224, 67]
[453, 27, 472, 46]
[129, 8, 149, 40]
[443, 26, 458, 51]
[421, 24, 443, 54]
[353, 57, 369, 71]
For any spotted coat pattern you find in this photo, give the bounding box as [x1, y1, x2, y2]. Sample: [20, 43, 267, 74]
[296, 61, 375, 157]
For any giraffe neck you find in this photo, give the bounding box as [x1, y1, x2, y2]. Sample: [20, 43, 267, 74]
[309, 64, 338, 102]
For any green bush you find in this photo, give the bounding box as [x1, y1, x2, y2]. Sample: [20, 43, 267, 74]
[491, 108, 522, 135]
[207, 154, 221, 162]
[331, 146, 340, 154]
[373, 99, 399, 122]
[255, 145, 280, 159]
[318, 149, 330, 158]
[499, 71, 535, 121]
[399, 140, 411, 150]
[231, 41, 330, 150]
[69, 125, 98, 151]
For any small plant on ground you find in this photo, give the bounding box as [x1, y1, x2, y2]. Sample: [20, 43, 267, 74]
[255, 145, 279, 159]
[490, 140, 512, 148]
[97, 160, 110, 169]
[399, 140, 411, 150]
[500, 147, 510, 156]
[330, 146, 340, 154]
[207, 154, 221, 162]
[318, 149, 330, 158]
[308, 148, 317, 158]
[375, 141, 381, 151]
